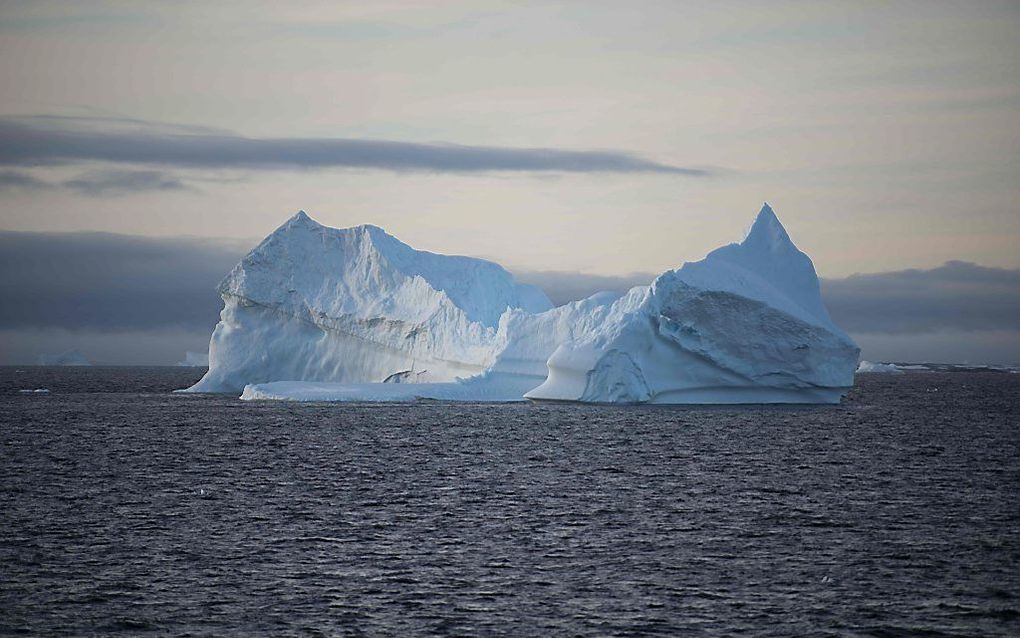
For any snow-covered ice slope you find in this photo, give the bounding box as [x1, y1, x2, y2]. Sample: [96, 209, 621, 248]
[187, 204, 859, 404]
[186, 211, 552, 393]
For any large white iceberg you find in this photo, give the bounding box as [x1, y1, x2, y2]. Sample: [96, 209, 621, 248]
[185, 204, 859, 403]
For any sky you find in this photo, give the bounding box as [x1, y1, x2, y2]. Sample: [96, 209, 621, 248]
[0, 1, 1018, 364]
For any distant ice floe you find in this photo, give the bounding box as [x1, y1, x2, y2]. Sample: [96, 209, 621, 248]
[856, 361, 1020, 374]
[183, 203, 860, 404]
[856, 361, 903, 374]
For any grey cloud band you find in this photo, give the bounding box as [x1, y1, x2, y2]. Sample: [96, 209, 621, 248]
[0, 116, 706, 175]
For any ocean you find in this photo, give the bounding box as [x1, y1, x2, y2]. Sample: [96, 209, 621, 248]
[1, 366, 1018, 636]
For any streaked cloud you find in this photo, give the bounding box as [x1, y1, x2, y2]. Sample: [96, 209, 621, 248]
[62, 169, 190, 197]
[0, 170, 51, 191]
[0, 115, 708, 176]
[0, 166, 194, 197]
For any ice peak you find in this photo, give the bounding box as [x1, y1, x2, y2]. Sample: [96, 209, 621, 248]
[282, 215, 390, 241]
[283, 209, 321, 229]
[347, 224, 409, 256]
[688, 202, 835, 333]
[351, 223, 389, 238]
[743, 201, 792, 249]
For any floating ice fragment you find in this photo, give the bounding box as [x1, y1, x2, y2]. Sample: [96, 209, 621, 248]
[856, 361, 902, 374]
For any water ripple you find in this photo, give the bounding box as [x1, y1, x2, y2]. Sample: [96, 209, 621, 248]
[0, 367, 1018, 636]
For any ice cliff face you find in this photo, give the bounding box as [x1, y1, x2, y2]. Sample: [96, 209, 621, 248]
[187, 204, 859, 403]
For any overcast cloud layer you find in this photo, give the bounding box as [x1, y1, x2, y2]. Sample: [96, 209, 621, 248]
[1, 2, 1017, 280]
[1, 231, 1017, 364]
[0, 231, 244, 332]
[821, 262, 1020, 334]
[0, 116, 703, 176]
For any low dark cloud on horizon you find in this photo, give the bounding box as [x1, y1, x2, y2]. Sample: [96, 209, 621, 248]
[0, 115, 707, 176]
[0, 231, 244, 333]
[821, 261, 1020, 334]
[1, 230, 1018, 364]
[0, 169, 51, 191]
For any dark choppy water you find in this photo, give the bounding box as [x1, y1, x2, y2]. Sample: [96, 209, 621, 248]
[1, 367, 1018, 637]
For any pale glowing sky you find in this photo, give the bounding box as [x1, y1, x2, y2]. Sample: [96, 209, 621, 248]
[1, 0, 1018, 278]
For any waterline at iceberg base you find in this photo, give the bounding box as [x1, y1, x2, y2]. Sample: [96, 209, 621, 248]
[183, 204, 859, 404]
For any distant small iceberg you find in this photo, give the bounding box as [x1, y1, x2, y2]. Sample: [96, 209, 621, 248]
[856, 361, 902, 374]
[37, 350, 92, 366]
[177, 351, 210, 367]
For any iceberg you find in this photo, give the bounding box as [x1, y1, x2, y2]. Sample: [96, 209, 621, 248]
[185, 204, 859, 403]
[37, 350, 92, 366]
